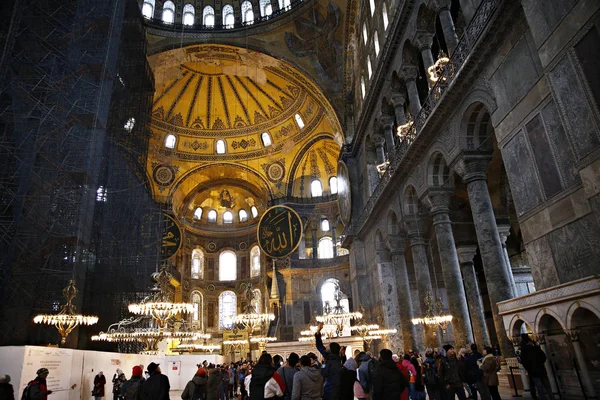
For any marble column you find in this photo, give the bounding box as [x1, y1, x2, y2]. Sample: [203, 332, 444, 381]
[387, 234, 418, 352]
[376, 248, 404, 352]
[436, 2, 459, 55]
[373, 134, 386, 165]
[298, 233, 306, 259]
[331, 218, 338, 257]
[455, 155, 516, 357]
[381, 116, 395, 154]
[426, 189, 474, 346]
[392, 93, 408, 126]
[456, 245, 491, 347]
[405, 215, 441, 347]
[414, 33, 435, 86]
[402, 66, 421, 117]
[312, 227, 318, 260]
[497, 224, 517, 297]
[566, 329, 597, 398]
[534, 333, 559, 395]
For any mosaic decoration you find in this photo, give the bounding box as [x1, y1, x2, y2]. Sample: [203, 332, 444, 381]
[207, 242, 217, 252]
[207, 284, 216, 292]
[231, 138, 256, 150]
[239, 242, 248, 250]
[219, 189, 236, 208]
[183, 140, 208, 151]
[266, 161, 286, 183]
[153, 164, 176, 187]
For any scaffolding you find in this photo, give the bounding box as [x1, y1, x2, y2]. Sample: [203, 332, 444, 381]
[0, 0, 162, 347]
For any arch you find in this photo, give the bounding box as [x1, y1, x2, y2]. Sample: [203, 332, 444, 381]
[321, 218, 330, 232]
[203, 5, 215, 27]
[416, 4, 436, 32]
[239, 209, 248, 222]
[250, 245, 261, 277]
[387, 210, 399, 235]
[536, 309, 567, 334]
[403, 185, 420, 216]
[207, 209, 217, 222]
[428, 152, 451, 188]
[567, 302, 600, 330]
[241, 1, 254, 24]
[510, 317, 533, 338]
[182, 3, 195, 26]
[460, 102, 494, 151]
[329, 176, 338, 194]
[162, 1, 175, 24]
[191, 247, 204, 279]
[219, 290, 237, 329]
[223, 210, 233, 223]
[222, 4, 235, 28]
[401, 40, 419, 66]
[311, 180, 323, 197]
[318, 236, 334, 259]
[191, 290, 204, 329]
[251, 206, 259, 218]
[259, 0, 272, 16]
[193, 207, 203, 220]
[142, 0, 155, 19]
[362, 23, 368, 45]
[320, 278, 350, 334]
[219, 250, 237, 281]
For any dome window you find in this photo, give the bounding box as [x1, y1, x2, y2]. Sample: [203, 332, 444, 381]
[261, 132, 272, 147]
[260, 0, 272, 16]
[362, 23, 368, 45]
[219, 251, 237, 281]
[369, 0, 375, 16]
[208, 209, 217, 223]
[294, 114, 305, 129]
[360, 77, 366, 99]
[278, 0, 291, 11]
[203, 6, 215, 27]
[374, 32, 380, 56]
[165, 134, 177, 149]
[239, 209, 248, 222]
[382, 3, 389, 30]
[142, 0, 154, 19]
[124, 117, 135, 132]
[251, 206, 259, 218]
[318, 237, 334, 259]
[162, 1, 175, 24]
[219, 290, 236, 328]
[216, 139, 226, 154]
[222, 4, 235, 28]
[321, 219, 330, 232]
[311, 180, 323, 197]
[329, 176, 338, 194]
[241, 1, 254, 24]
[223, 211, 233, 224]
[183, 4, 195, 26]
[193, 207, 203, 220]
[367, 56, 373, 79]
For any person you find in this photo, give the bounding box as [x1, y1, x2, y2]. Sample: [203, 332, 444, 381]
[207, 366, 221, 400]
[277, 352, 300, 400]
[22, 368, 53, 400]
[120, 366, 145, 400]
[93, 371, 107, 400]
[410, 356, 426, 400]
[112, 369, 126, 400]
[457, 349, 472, 399]
[291, 355, 323, 400]
[182, 368, 208, 400]
[238, 366, 248, 400]
[520, 335, 553, 400]
[402, 354, 417, 400]
[339, 358, 357, 400]
[315, 322, 342, 400]
[423, 348, 441, 400]
[248, 353, 285, 399]
[138, 362, 170, 400]
[355, 352, 372, 398]
[0, 374, 14, 400]
[465, 344, 486, 400]
[353, 353, 369, 400]
[372, 349, 408, 400]
[273, 356, 283, 371]
[479, 347, 501, 400]
[438, 345, 466, 400]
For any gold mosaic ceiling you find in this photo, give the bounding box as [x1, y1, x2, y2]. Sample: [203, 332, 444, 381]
[147, 44, 343, 221]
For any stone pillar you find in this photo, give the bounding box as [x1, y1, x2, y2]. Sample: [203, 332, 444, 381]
[426, 189, 474, 346]
[414, 32, 435, 86]
[386, 234, 418, 352]
[435, 1, 459, 55]
[405, 215, 441, 347]
[534, 333, 559, 395]
[376, 246, 404, 352]
[497, 224, 517, 297]
[454, 155, 516, 357]
[402, 66, 421, 117]
[392, 93, 408, 126]
[311, 226, 318, 260]
[373, 134, 386, 165]
[381, 116, 395, 154]
[298, 232, 306, 259]
[331, 218, 338, 257]
[456, 245, 491, 347]
[566, 329, 597, 398]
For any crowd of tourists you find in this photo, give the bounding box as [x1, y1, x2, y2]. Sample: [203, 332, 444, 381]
[5, 331, 553, 400]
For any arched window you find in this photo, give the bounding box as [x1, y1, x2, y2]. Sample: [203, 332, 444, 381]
[252, 289, 262, 313]
[321, 219, 330, 232]
[261, 132, 272, 147]
[369, 0, 375, 16]
[219, 291, 237, 329]
[193, 207, 203, 220]
[183, 3, 195, 26]
[294, 114, 305, 129]
[374, 32, 380, 56]
[278, 0, 291, 11]
[222, 4, 234, 28]
[250, 246, 261, 277]
[191, 291, 204, 328]
[367, 56, 373, 79]
[203, 6, 215, 27]
[311, 180, 323, 197]
[165, 134, 177, 149]
[191, 248, 204, 279]
[216, 139, 226, 154]
[251, 206, 259, 218]
[239, 209, 248, 222]
[320, 278, 350, 334]
[260, 0, 272, 16]
[162, 1, 175, 23]
[219, 250, 237, 281]
[223, 211, 233, 224]
[241, 1, 254, 24]
[318, 237, 334, 259]
[124, 117, 136, 132]
[208, 209, 217, 223]
[360, 76, 366, 99]
[362, 23, 368, 45]
[142, 0, 155, 19]
[382, 3, 389, 30]
[329, 176, 338, 194]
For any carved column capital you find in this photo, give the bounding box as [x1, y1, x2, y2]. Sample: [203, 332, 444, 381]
[413, 31, 434, 51]
[565, 329, 580, 342]
[401, 65, 419, 82]
[391, 93, 407, 107]
[373, 133, 386, 146]
[424, 188, 453, 217]
[404, 215, 428, 244]
[453, 154, 492, 184]
[430, 0, 452, 13]
[380, 115, 395, 129]
[497, 224, 510, 246]
[456, 245, 478, 264]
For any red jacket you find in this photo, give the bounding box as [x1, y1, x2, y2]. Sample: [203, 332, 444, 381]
[27, 378, 50, 400]
[396, 362, 409, 400]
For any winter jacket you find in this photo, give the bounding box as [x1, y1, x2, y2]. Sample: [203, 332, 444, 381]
[276, 365, 299, 400]
[464, 351, 483, 383]
[291, 367, 323, 400]
[339, 367, 356, 400]
[138, 372, 170, 400]
[372, 359, 408, 400]
[315, 332, 342, 398]
[93, 374, 107, 397]
[182, 375, 208, 400]
[356, 354, 372, 393]
[438, 356, 463, 387]
[520, 343, 548, 378]
[120, 376, 145, 400]
[113, 371, 127, 394]
[249, 364, 285, 399]
[402, 360, 416, 378]
[206, 370, 221, 400]
[396, 361, 409, 400]
[0, 382, 14, 400]
[480, 354, 500, 386]
[24, 378, 50, 400]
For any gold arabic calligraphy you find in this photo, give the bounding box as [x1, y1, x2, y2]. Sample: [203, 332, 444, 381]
[259, 208, 301, 257]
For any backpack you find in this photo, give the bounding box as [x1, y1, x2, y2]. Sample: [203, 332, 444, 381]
[123, 380, 142, 400]
[21, 380, 38, 400]
[192, 382, 206, 400]
[423, 363, 439, 385]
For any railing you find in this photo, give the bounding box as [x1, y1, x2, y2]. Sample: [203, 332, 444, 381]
[288, 255, 350, 269]
[269, 193, 338, 206]
[344, 0, 502, 240]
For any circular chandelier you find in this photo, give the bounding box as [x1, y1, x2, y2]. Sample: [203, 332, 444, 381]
[315, 286, 362, 336]
[172, 343, 221, 354]
[411, 291, 453, 333]
[250, 336, 277, 351]
[232, 283, 275, 331]
[34, 280, 98, 346]
[427, 51, 450, 84]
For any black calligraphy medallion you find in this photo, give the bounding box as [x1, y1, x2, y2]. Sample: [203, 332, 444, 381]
[161, 213, 182, 261]
[257, 205, 303, 259]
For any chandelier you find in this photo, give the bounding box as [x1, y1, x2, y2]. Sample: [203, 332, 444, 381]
[411, 291, 453, 333]
[172, 343, 222, 354]
[34, 280, 98, 346]
[232, 283, 275, 331]
[316, 284, 362, 336]
[396, 115, 414, 141]
[250, 336, 277, 352]
[427, 51, 450, 84]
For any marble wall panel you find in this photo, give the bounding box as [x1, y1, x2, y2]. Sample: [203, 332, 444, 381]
[574, 26, 600, 109]
[525, 114, 563, 198]
[524, 236, 560, 290]
[521, 0, 577, 48]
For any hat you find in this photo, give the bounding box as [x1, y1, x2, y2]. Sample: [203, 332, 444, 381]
[147, 362, 160, 374]
[132, 366, 143, 377]
[0, 375, 10, 384]
[36, 368, 49, 376]
[443, 344, 454, 352]
[196, 368, 207, 377]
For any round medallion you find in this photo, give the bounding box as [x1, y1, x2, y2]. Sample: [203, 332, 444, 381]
[266, 162, 285, 183]
[207, 284, 216, 292]
[207, 242, 217, 252]
[238, 242, 248, 250]
[337, 161, 352, 225]
[183, 280, 191, 290]
[257, 205, 303, 259]
[161, 213, 182, 261]
[153, 164, 175, 187]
